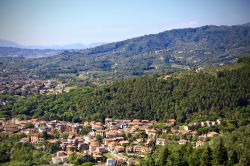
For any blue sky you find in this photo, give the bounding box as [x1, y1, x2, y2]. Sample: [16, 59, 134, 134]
[0, 0, 249, 45]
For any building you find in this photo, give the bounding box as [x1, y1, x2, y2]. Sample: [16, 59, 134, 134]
[106, 158, 116, 166]
[51, 151, 68, 164]
[156, 138, 166, 146]
[31, 134, 40, 144]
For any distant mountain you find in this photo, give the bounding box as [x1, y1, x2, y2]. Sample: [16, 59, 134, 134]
[1, 23, 250, 80]
[0, 47, 61, 58]
[0, 40, 23, 48]
[27, 43, 86, 50]
[0, 40, 106, 50]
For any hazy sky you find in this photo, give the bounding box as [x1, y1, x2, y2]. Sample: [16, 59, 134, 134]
[0, 0, 249, 45]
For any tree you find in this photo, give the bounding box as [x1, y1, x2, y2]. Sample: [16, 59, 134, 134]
[239, 148, 250, 166]
[96, 134, 103, 144]
[200, 146, 212, 166]
[49, 141, 61, 153]
[228, 150, 238, 165]
[158, 146, 169, 166]
[80, 126, 92, 136]
[81, 162, 93, 166]
[213, 139, 228, 165]
[68, 152, 85, 165]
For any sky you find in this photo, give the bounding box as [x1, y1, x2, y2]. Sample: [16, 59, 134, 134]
[0, 0, 249, 46]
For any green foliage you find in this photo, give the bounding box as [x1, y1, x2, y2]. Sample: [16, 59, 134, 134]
[200, 146, 212, 166]
[1, 25, 250, 80]
[48, 141, 61, 153]
[26, 123, 34, 128]
[81, 162, 93, 166]
[68, 152, 88, 165]
[0, 134, 51, 165]
[95, 134, 103, 144]
[2, 61, 250, 125]
[158, 146, 169, 166]
[212, 139, 228, 165]
[140, 126, 250, 166]
[79, 126, 92, 136]
[238, 56, 250, 64]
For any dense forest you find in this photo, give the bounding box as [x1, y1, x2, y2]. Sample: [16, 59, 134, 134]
[1, 56, 250, 125]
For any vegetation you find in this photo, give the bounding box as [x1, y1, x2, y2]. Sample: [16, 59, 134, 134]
[0, 134, 51, 166]
[1, 24, 250, 80]
[1, 57, 249, 125]
[140, 125, 250, 166]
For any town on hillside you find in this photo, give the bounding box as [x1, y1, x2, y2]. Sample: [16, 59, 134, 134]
[0, 117, 225, 166]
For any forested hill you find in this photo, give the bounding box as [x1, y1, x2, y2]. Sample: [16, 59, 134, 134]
[1, 56, 250, 124]
[1, 24, 250, 80]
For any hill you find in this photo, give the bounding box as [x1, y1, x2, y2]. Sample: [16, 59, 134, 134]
[1, 24, 249, 81]
[1, 56, 249, 124]
[0, 40, 106, 50]
[0, 47, 61, 58]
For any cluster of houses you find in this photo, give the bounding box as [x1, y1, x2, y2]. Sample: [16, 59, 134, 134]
[0, 79, 65, 97]
[0, 117, 225, 166]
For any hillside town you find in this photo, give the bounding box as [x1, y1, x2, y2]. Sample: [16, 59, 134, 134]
[0, 79, 66, 97]
[0, 117, 225, 166]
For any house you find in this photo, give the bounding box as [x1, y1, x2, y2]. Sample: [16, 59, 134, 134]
[66, 145, 76, 152]
[106, 130, 121, 138]
[205, 121, 211, 127]
[195, 67, 205, 73]
[106, 158, 116, 166]
[93, 152, 104, 161]
[92, 124, 104, 131]
[190, 131, 198, 136]
[3, 123, 18, 133]
[96, 146, 106, 153]
[163, 75, 172, 81]
[168, 119, 176, 126]
[145, 129, 156, 138]
[52, 151, 68, 164]
[105, 118, 113, 124]
[96, 130, 105, 137]
[126, 146, 149, 156]
[104, 138, 113, 146]
[0, 117, 7, 126]
[216, 119, 224, 125]
[180, 125, 189, 131]
[196, 141, 205, 148]
[207, 132, 219, 138]
[114, 146, 125, 153]
[119, 140, 129, 146]
[108, 142, 117, 152]
[89, 141, 99, 153]
[156, 138, 166, 146]
[31, 134, 40, 144]
[145, 139, 154, 147]
[20, 137, 30, 143]
[178, 139, 189, 145]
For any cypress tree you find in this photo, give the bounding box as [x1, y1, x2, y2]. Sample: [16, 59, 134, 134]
[213, 139, 228, 165]
[200, 146, 212, 166]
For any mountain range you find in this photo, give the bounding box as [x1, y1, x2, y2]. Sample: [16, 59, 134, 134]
[0, 39, 106, 50]
[0, 23, 250, 80]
